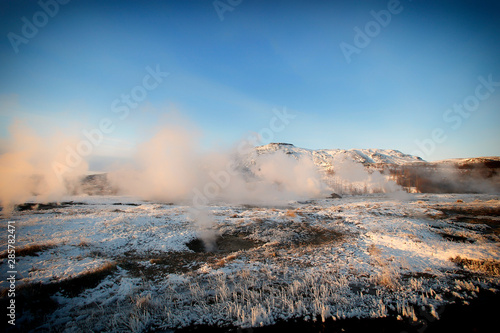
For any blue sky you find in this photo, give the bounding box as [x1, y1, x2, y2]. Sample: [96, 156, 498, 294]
[1, 0, 499, 167]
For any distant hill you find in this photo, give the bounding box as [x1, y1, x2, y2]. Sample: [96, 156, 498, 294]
[80, 143, 499, 195]
[254, 142, 424, 167]
[252, 143, 500, 194]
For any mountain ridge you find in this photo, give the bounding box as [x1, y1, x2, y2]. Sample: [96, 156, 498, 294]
[255, 142, 500, 167]
[255, 142, 424, 166]
[253, 143, 500, 193]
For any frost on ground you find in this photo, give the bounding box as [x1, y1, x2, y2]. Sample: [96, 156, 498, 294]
[1, 193, 500, 332]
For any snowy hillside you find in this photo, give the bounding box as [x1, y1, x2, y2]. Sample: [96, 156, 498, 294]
[250, 143, 500, 194]
[254, 143, 424, 169]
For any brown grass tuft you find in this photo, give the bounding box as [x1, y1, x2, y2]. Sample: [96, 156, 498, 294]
[214, 258, 226, 268]
[77, 240, 90, 247]
[0, 242, 56, 259]
[374, 269, 400, 290]
[213, 253, 238, 268]
[368, 244, 382, 257]
[450, 256, 500, 276]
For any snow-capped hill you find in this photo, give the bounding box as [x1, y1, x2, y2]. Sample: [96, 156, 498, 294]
[255, 143, 424, 166]
[255, 142, 297, 154]
[314, 148, 424, 165]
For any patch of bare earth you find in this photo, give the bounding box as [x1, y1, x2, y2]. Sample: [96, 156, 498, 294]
[431, 200, 500, 217]
[429, 200, 500, 236]
[117, 223, 345, 279]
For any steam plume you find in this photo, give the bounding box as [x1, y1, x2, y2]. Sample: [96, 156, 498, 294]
[0, 121, 88, 215]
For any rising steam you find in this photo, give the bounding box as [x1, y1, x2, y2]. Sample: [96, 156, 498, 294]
[107, 126, 329, 205]
[2, 116, 497, 218]
[107, 125, 200, 203]
[0, 121, 88, 215]
[328, 156, 411, 199]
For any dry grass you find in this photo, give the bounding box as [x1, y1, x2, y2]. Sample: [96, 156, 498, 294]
[450, 256, 500, 276]
[0, 242, 56, 259]
[373, 268, 400, 290]
[285, 210, 297, 218]
[368, 244, 400, 290]
[214, 253, 239, 268]
[368, 244, 382, 257]
[47, 261, 118, 297]
[77, 240, 90, 247]
[214, 258, 227, 268]
[264, 249, 278, 258]
[85, 261, 117, 275]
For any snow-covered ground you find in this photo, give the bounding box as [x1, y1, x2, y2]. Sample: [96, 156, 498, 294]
[1, 193, 500, 332]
